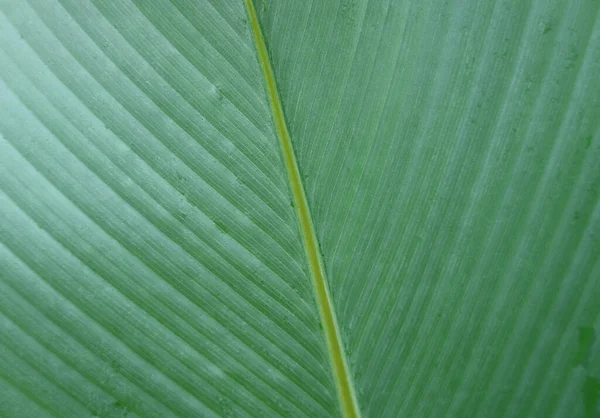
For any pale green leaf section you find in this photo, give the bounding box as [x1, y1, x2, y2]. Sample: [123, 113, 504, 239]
[256, 0, 600, 417]
[0, 0, 337, 416]
[1, 0, 600, 417]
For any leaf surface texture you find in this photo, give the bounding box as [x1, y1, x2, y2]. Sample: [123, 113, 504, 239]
[1, 0, 599, 417]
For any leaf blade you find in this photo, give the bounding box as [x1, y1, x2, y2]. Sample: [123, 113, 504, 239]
[0, 0, 338, 416]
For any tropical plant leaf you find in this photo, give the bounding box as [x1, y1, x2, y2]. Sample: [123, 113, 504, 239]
[0, 0, 599, 417]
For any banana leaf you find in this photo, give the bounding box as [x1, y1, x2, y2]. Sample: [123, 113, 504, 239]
[0, 0, 599, 417]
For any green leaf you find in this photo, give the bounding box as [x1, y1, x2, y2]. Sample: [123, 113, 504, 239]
[1, 0, 598, 417]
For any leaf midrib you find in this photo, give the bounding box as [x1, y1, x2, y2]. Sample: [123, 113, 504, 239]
[243, 1, 361, 417]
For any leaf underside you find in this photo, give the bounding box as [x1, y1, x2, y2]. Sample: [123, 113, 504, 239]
[0, 1, 599, 418]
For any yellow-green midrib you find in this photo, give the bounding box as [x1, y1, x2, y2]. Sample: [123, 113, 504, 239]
[243, 1, 361, 417]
